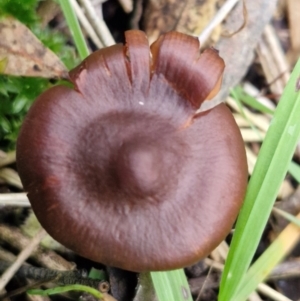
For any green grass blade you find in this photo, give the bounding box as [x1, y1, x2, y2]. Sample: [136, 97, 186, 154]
[272, 207, 300, 227]
[151, 270, 193, 301]
[28, 284, 102, 299]
[230, 88, 264, 140]
[58, 0, 89, 60]
[219, 58, 300, 300]
[289, 161, 300, 183]
[232, 209, 300, 301]
[232, 85, 275, 114]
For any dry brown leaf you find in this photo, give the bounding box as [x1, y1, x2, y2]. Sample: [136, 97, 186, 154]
[287, 0, 300, 51]
[143, 0, 220, 44]
[200, 0, 278, 111]
[0, 17, 68, 79]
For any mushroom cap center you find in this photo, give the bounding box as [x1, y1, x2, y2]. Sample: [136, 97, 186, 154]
[75, 111, 186, 204]
[116, 141, 161, 195]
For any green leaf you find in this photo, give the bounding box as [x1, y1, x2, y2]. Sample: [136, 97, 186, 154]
[58, 0, 89, 60]
[289, 161, 300, 183]
[0, 0, 40, 27]
[0, 116, 11, 133]
[272, 207, 300, 227]
[232, 85, 275, 114]
[0, 0, 77, 149]
[0, 75, 49, 149]
[11, 95, 29, 114]
[28, 284, 103, 299]
[151, 270, 193, 301]
[232, 208, 300, 301]
[89, 267, 107, 281]
[219, 58, 300, 300]
[231, 88, 264, 141]
[32, 25, 79, 70]
[0, 57, 8, 73]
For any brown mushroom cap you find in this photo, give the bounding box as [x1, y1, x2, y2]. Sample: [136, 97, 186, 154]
[17, 30, 248, 272]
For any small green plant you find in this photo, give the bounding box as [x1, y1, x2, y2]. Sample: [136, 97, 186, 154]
[0, 76, 49, 149]
[0, 0, 77, 150]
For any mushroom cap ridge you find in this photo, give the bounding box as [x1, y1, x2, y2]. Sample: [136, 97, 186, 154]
[17, 30, 248, 272]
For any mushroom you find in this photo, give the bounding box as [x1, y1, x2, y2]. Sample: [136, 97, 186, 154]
[16, 30, 248, 272]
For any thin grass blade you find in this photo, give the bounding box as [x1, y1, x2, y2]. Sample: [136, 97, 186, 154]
[58, 0, 89, 60]
[231, 88, 264, 140]
[289, 161, 300, 183]
[272, 207, 300, 227]
[28, 284, 102, 298]
[232, 85, 275, 114]
[219, 58, 300, 300]
[232, 211, 300, 301]
[151, 270, 193, 301]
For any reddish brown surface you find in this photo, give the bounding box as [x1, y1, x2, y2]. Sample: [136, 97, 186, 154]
[17, 30, 247, 272]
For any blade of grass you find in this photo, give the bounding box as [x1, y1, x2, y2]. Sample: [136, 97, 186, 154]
[28, 284, 103, 298]
[289, 161, 300, 183]
[151, 270, 193, 301]
[219, 58, 300, 300]
[230, 88, 264, 141]
[232, 211, 300, 301]
[231, 87, 299, 181]
[272, 207, 300, 227]
[58, 0, 89, 60]
[232, 85, 275, 114]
